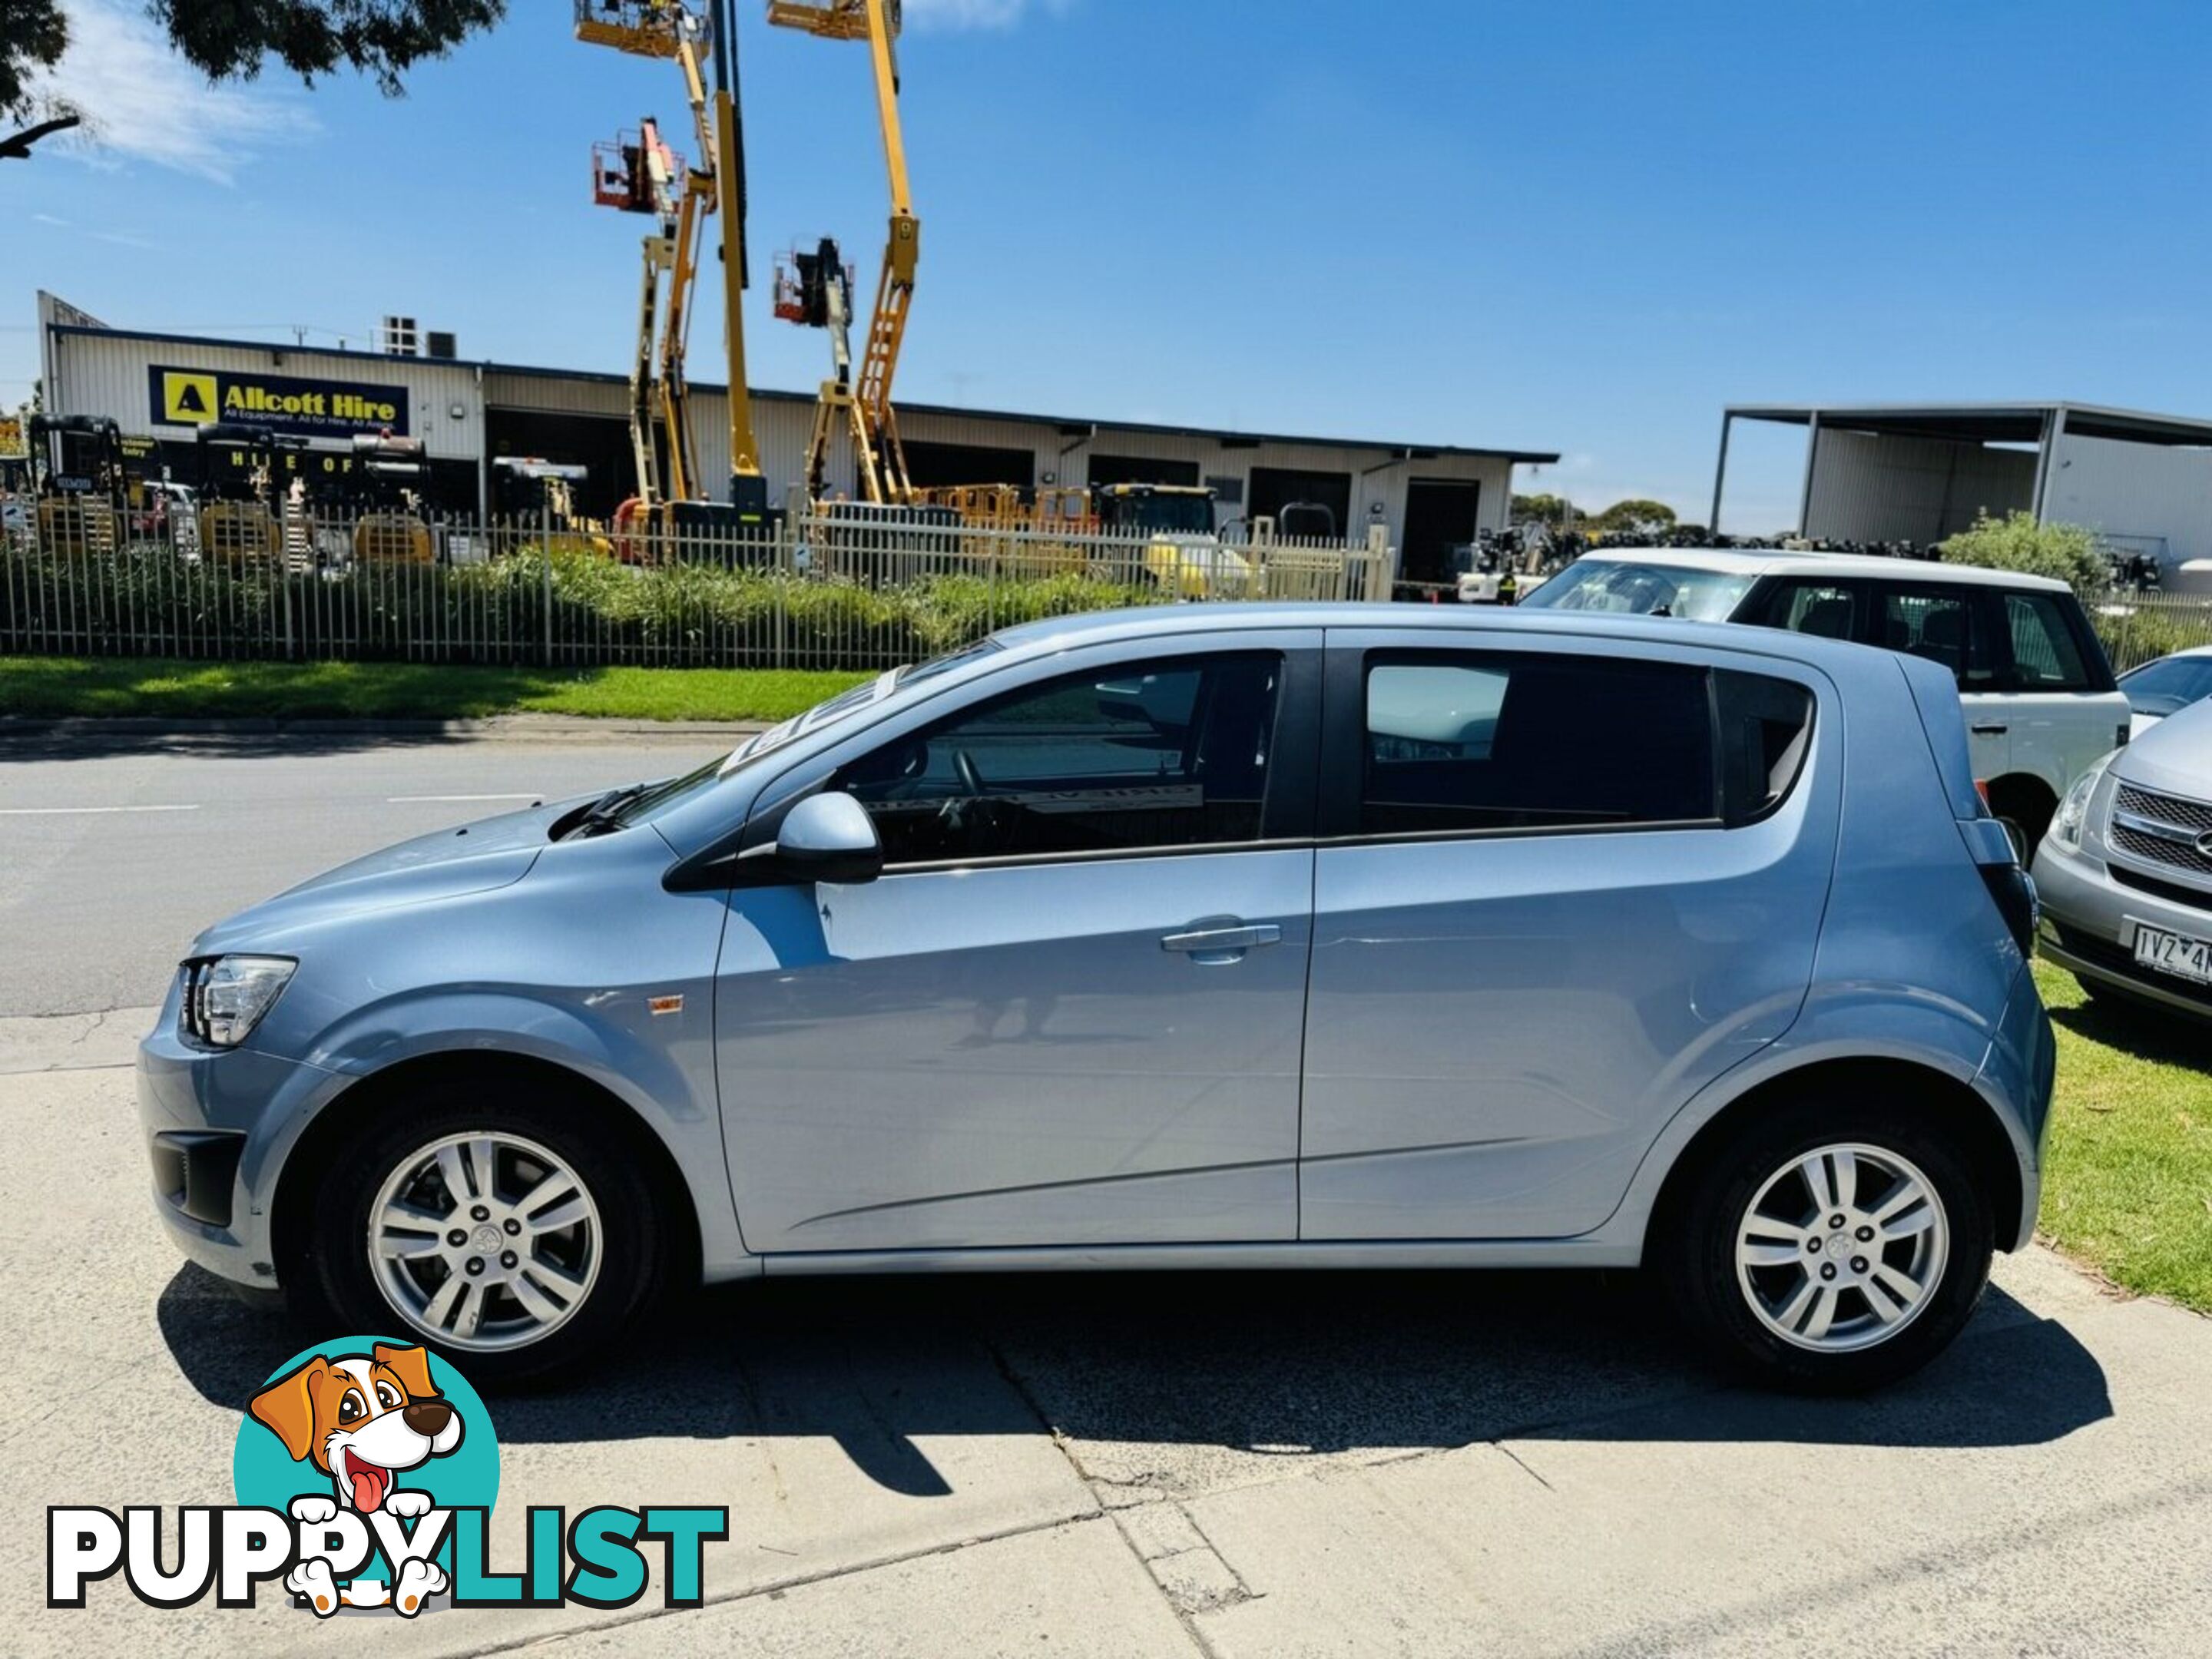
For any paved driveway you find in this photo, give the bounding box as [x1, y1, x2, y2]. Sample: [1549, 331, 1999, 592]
[2, 1018, 2207, 1656]
[3, 733, 2208, 1654]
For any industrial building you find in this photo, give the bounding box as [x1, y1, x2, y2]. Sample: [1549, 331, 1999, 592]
[31, 292, 1556, 585]
[1713, 401, 2212, 590]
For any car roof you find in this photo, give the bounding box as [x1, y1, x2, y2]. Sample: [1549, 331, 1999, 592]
[1555, 546, 2073, 593]
[988, 600, 1899, 677]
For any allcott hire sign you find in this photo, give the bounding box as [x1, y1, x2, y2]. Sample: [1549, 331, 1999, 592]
[149, 366, 412, 440]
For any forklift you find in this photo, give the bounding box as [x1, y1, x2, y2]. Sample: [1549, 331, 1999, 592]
[194, 422, 295, 561]
[490, 456, 613, 558]
[27, 414, 126, 555]
[1092, 482, 1219, 538]
[350, 434, 438, 565]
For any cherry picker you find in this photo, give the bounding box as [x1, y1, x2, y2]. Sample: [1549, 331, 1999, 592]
[767, 0, 923, 509]
[576, 1, 772, 555]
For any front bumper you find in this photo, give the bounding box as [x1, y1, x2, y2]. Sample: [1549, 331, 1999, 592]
[136, 994, 345, 1291]
[2033, 838, 2212, 1024]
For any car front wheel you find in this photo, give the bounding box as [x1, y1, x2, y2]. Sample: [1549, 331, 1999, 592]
[290, 1080, 664, 1385]
[1662, 1099, 1995, 1392]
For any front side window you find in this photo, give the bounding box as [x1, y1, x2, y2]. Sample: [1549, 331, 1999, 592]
[832, 653, 1283, 866]
[1750, 579, 1862, 642]
[2002, 592, 2094, 690]
[1361, 652, 1717, 836]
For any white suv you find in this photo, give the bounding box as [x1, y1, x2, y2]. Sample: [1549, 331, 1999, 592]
[1522, 548, 2132, 856]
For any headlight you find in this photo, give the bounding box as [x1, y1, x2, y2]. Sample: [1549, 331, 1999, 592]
[2050, 752, 2118, 851]
[180, 955, 296, 1048]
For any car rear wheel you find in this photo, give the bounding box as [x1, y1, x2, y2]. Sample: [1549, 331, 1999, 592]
[289, 1078, 664, 1386]
[1661, 1097, 1994, 1392]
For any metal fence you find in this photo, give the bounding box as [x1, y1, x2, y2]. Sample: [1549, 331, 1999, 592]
[2088, 590, 2212, 672]
[0, 500, 1394, 673]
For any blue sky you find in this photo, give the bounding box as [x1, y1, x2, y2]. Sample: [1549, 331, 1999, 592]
[6, 0, 2210, 530]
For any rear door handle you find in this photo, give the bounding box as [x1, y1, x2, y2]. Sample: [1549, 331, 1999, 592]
[1971, 723, 2008, 736]
[1161, 923, 1282, 961]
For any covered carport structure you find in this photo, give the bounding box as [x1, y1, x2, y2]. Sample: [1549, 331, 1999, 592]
[1710, 401, 2212, 588]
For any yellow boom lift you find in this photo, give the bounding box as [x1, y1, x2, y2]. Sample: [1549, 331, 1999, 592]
[767, 0, 922, 508]
[576, 1, 772, 552]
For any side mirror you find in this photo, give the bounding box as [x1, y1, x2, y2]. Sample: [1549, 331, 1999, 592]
[739, 791, 883, 886]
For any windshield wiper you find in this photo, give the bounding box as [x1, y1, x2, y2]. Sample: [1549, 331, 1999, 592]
[558, 783, 647, 841]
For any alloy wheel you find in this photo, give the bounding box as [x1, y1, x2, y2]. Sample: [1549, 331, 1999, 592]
[366, 1131, 603, 1353]
[1733, 1142, 1950, 1353]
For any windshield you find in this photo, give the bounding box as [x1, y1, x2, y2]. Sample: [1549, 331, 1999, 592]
[2119, 654, 2212, 717]
[606, 637, 1007, 827]
[1104, 495, 1214, 536]
[1518, 559, 1756, 622]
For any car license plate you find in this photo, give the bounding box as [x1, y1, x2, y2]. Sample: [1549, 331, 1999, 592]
[2133, 923, 2212, 987]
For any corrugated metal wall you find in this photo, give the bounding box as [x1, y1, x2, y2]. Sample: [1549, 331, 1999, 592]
[48, 326, 1525, 556]
[545, 382, 1513, 542]
[51, 331, 486, 462]
[2043, 432, 2212, 575]
[1804, 428, 2034, 541]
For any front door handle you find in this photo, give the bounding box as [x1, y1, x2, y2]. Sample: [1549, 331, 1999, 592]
[1971, 722, 2008, 736]
[1161, 922, 1282, 963]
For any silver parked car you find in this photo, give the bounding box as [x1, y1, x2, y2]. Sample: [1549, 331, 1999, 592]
[140, 605, 2051, 1391]
[2033, 697, 2212, 1023]
[2117, 644, 2212, 737]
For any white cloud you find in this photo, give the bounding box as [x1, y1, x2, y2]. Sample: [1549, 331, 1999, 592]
[22, 0, 317, 184]
[904, 0, 1075, 30]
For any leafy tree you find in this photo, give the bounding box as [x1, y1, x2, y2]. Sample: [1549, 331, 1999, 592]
[5, 1, 506, 126]
[1937, 510, 2107, 598]
[1512, 492, 1574, 528]
[1592, 498, 1677, 534]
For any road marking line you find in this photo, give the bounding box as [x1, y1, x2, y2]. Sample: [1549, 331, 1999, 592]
[386, 793, 543, 803]
[0, 804, 202, 816]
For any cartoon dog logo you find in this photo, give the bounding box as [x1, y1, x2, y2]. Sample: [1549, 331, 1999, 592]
[250, 1342, 463, 1614]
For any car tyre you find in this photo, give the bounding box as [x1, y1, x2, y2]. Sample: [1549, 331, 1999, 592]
[287, 1075, 664, 1387]
[1660, 1094, 1994, 1394]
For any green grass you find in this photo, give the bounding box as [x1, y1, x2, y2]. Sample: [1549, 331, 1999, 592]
[2035, 959, 2212, 1313]
[0, 655, 869, 724]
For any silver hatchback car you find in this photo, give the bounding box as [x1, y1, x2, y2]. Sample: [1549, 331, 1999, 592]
[139, 605, 2052, 1392]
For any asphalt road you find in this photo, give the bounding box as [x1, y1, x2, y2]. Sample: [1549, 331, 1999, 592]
[2, 733, 2209, 1654]
[0, 730, 727, 1017]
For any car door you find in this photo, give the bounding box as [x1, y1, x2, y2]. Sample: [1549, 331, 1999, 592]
[1299, 628, 1837, 1240]
[1991, 587, 2131, 794]
[1873, 581, 2012, 786]
[713, 631, 1321, 1253]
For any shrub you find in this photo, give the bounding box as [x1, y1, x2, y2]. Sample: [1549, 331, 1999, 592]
[0, 542, 1172, 671]
[2090, 602, 2212, 673]
[1937, 512, 2107, 598]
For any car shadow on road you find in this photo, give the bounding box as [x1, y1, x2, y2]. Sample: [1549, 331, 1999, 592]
[158, 1260, 2111, 1497]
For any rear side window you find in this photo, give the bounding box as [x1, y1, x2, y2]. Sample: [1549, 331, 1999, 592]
[1714, 670, 1816, 824]
[1361, 653, 1716, 836]
[1880, 587, 2001, 691]
[2002, 592, 2094, 690]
